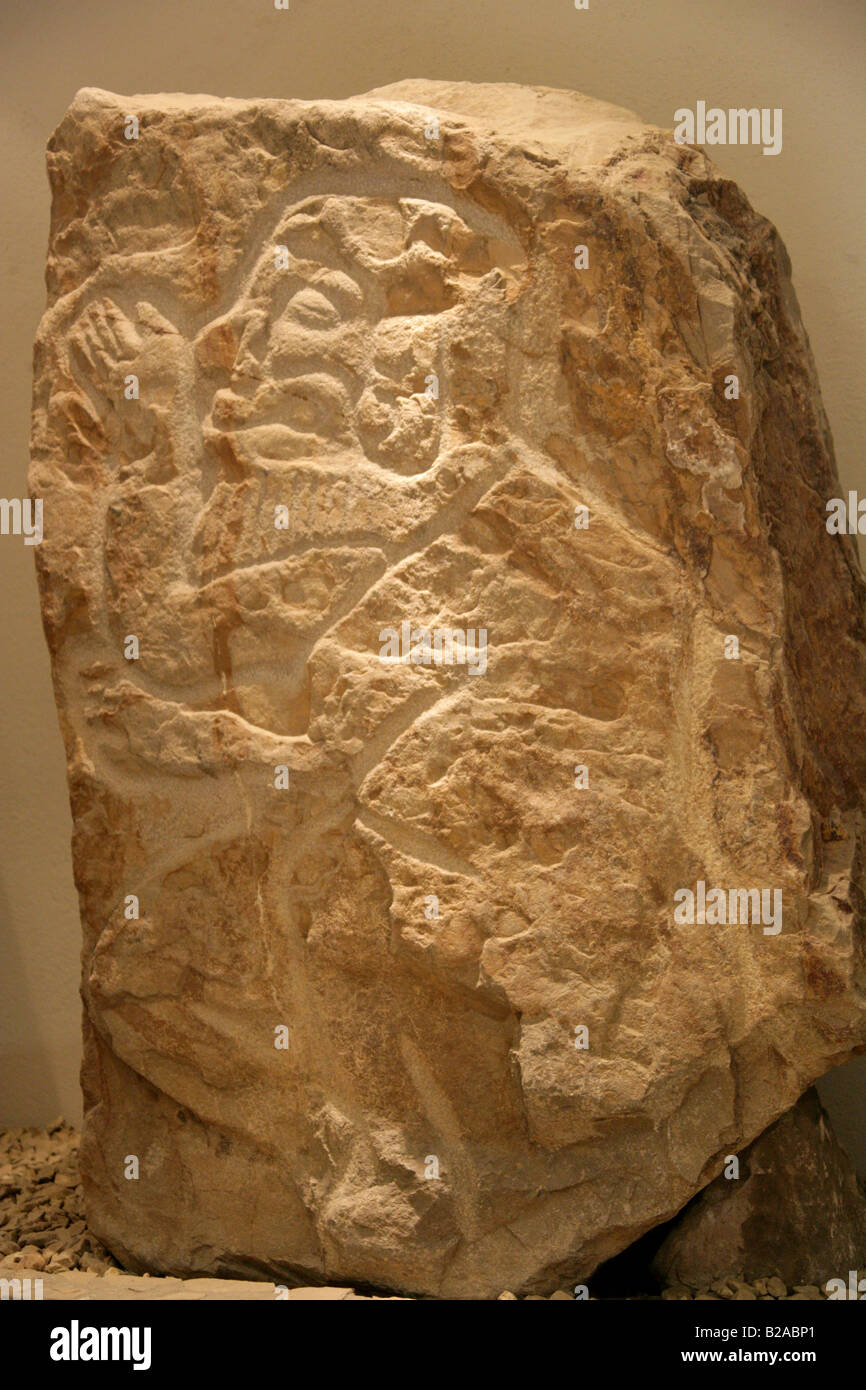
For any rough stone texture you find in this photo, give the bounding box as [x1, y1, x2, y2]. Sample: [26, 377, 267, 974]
[652, 1088, 866, 1290]
[30, 80, 866, 1300]
[0, 1127, 838, 1300]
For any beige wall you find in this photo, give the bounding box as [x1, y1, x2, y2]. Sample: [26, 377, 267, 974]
[3, 0, 866, 1164]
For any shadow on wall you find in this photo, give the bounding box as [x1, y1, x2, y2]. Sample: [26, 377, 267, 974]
[817, 1058, 866, 1174]
[0, 874, 67, 1124]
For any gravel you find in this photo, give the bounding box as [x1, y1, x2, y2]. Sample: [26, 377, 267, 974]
[0, 1122, 120, 1277]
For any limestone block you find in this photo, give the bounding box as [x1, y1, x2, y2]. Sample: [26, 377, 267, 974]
[30, 80, 866, 1299]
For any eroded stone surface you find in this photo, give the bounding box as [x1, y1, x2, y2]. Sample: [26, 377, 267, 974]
[30, 80, 866, 1299]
